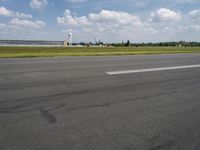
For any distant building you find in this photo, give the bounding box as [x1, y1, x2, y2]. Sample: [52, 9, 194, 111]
[64, 40, 68, 47]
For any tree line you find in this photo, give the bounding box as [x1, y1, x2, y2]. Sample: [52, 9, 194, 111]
[77, 41, 200, 47]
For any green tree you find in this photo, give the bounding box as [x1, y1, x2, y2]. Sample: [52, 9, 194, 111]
[125, 40, 131, 47]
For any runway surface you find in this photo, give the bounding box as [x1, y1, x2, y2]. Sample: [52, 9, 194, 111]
[0, 54, 200, 150]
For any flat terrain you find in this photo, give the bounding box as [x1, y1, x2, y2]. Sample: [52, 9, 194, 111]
[0, 54, 200, 150]
[0, 46, 200, 57]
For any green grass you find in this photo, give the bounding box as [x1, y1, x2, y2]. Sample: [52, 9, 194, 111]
[0, 46, 200, 58]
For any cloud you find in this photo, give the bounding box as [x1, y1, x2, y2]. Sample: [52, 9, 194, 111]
[0, 7, 32, 19]
[0, 6, 46, 35]
[177, 9, 200, 32]
[0, 18, 46, 36]
[0, 6, 12, 16]
[57, 9, 142, 29]
[89, 10, 141, 26]
[57, 9, 90, 26]
[30, 0, 48, 9]
[57, 9, 145, 42]
[150, 8, 181, 22]
[189, 9, 200, 18]
[57, 9, 150, 42]
[15, 12, 32, 19]
[9, 18, 46, 29]
[56, 8, 200, 42]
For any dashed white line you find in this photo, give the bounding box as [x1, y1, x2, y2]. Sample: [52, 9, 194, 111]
[106, 64, 200, 75]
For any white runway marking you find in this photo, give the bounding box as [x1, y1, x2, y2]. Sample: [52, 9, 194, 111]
[106, 64, 200, 75]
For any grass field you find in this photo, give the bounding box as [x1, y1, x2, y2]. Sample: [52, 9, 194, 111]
[0, 46, 200, 58]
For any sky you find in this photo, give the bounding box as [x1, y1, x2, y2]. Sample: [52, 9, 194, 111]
[0, 0, 200, 42]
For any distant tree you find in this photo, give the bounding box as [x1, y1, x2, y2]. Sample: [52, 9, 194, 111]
[125, 40, 131, 47]
[98, 40, 104, 45]
[99, 41, 200, 47]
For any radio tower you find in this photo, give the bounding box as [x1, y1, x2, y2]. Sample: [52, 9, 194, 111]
[68, 32, 73, 46]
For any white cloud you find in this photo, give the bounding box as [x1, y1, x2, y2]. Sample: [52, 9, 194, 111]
[56, 8, 200, 42]
[0, 6, 46, 35]
[89, 10, 141, 26]
[15, 12, 32, 19]
[57, 9, 149, 42]
[57, 9, 142, 29]
[9, 18, 46, 29]
[0, 6, 12, 16]
[0, 7, 32, 19]
[150, 8, 181, 22]
[57, 9, 90, 26]
[178, 9, 200, 32]
[30, 0, 48, 9]
[189, 9, 200, 18]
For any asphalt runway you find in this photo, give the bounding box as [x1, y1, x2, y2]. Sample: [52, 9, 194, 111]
[0, 54, 200, 150]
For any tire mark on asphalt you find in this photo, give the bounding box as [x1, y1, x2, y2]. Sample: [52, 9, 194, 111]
[39, 107, 57, 123]
[0, 83, 199, 114]
[149, 140, 175, 150]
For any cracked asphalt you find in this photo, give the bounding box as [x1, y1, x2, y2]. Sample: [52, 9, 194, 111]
[0, 54, 200, 150]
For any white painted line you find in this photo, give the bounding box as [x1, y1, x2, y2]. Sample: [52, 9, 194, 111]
[106, 64, 200, 75]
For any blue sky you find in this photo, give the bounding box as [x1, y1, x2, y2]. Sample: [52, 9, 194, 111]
[0, 0, 200, 42]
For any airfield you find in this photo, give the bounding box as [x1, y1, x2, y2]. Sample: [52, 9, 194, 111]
[1, 53, 200, 149]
